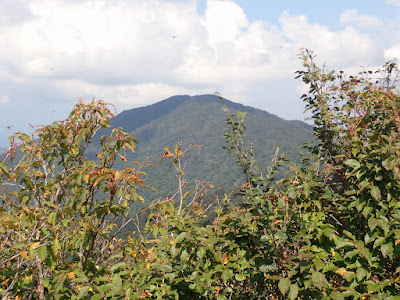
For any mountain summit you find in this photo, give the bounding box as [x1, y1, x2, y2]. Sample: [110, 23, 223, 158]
[99, 94, 313, 199]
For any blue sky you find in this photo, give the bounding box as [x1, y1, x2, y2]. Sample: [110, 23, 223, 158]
[231, 1, 396, 26]
[1, 0, 400, 148]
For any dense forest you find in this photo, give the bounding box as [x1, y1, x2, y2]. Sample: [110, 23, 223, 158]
[87, 94, 312, 221]
[1, 50, 400, 299]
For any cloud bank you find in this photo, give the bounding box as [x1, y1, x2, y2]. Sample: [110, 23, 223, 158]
[0, 0, 393, 147]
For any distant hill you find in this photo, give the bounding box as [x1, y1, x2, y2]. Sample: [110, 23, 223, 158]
[90, 94, 313, 206]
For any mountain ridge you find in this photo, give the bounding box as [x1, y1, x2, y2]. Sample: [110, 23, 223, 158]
[100, 94, 313, 203]
[111, 94, 303, 131]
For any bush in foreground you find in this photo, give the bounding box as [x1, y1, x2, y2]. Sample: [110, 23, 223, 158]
[1, 51, 400, 299]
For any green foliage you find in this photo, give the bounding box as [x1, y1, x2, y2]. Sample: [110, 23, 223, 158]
[101, 94, 312, 203]
[2, 50, 400, 299]
[292, 49, 400, 297]
[0, 100, 146, 299]
[132, 51, 400, 298]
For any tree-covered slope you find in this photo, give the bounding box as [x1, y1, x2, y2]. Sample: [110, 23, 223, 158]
[104, 94, 313, 201]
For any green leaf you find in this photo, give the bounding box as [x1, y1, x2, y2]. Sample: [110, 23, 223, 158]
[110, 262, 126, 271]
[46, 252, 57, 270]
[330, 291, 345, 300]
[312, 272, 326, 290]
[381, 243, 393, 258]
[37, 245, 48, 260]
[336, 240, 354, 249]
[222, 269, 233, 283]
[97, 284, 113, 295]
[234, 274, 246, 281]
[368, 218, 378, 231]
[344, 249, 359, 259]
[51, 238, 61, 257]
[362, 206, 373, 218]
[382, 157, 393, 171]
[344, 159, 360, 169]
[175, 232, 188, 244]
[44, 201, 57, 208]
[47, 212, 57, 225]
[370, 185, 381, 200]
[77, 286, 90, 299]
[28, 245, 35, 260]
[42, 278, 50, 288]
[288, 284, 299, 300]
[112, 274, 122, 288]
[360, 247, 372, 264]
[183, 191, 193, 200]
[13, 242, 26, 249]
[0, 161, 9, 178]
[278, 278, 290, 295]
[180, 249, 189, 262]
[304, 184, 311, 199]
[373, 236, 385, 249]
[367, 281, 380, 293]
[197, 247, 205, 260]
[344, 271, 355, 282]
[356, 267, 367, 282]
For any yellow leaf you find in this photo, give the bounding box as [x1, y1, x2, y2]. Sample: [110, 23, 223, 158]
[146, 263, 151, 270]
[147, 249, 157, 263]
[15, 296, 21, 300]
[19, 250, 28, 259]
[31, 242, 40, 249]
[109, 244, 114, 250]
[222, 253, 230, 265]
[35, 171, 45, 178]
[67, 272, 76, 280]
[83, 174, 90, 183]
[335, 268, 347, 277]
[131, 250, 138, 259]
[22, 206, 31, 214]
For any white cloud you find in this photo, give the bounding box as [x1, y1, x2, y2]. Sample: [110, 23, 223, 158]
[51, 79, 210, 110]
[386, 0, 400, 6]
[0, 0, 390, 140]
[279, 12, 381, 67]
[0, 1, 383, 90]
[0, 0, 33, 27]
[0, 96, 10, 103]
[201, 0, 248, 44]
[339, 9, 383, 29]
[384, 45, 400, 60]
[0, 0, 201, 82]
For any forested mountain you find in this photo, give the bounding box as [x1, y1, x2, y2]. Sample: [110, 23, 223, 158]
[91, 94, 313, 204]
[4, 55, 400, 299]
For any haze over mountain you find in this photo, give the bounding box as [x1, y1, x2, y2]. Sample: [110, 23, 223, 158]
[91, 94, 313, 204]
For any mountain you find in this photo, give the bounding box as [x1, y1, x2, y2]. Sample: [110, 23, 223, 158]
[93, 94, 313, 205]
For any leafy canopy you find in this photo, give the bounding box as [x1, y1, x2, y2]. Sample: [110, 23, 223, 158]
[1, 50, 400, 299]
